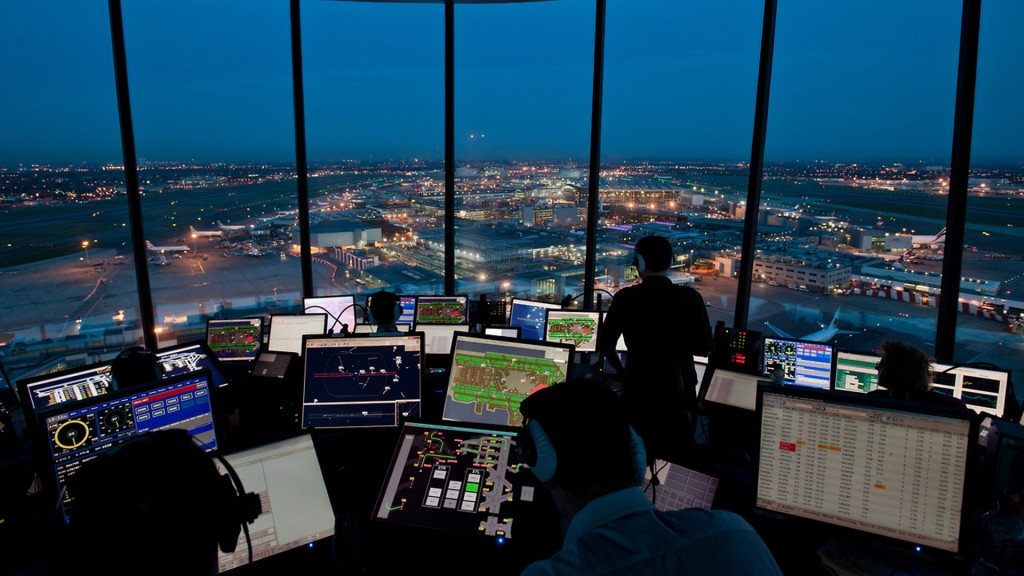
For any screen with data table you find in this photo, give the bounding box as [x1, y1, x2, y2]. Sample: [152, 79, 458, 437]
[756, 388, 974, 554]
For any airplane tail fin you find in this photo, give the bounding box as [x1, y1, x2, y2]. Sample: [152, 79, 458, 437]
[145, 240, 155, 250]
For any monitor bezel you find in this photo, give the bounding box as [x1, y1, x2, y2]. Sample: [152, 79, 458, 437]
[205, 317, 264, 363]
[267, 313, 328, 355]
[413, 294, 469, 326]
[543, 309, 601, 353]
[302, 295, 357, 335]
[299, 332, 425, 429]
[754, 385, 979, 558]
[507, 297, 561, 342]
[441, 331, 575, 429]
[760, 335, 836, 391]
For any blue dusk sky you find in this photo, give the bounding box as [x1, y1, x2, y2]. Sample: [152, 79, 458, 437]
[1, 0, 1022, 166]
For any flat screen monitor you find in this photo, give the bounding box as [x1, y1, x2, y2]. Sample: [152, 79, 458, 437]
[301, 333, 423, 428]
[303, 295, 356, 335]
[155, 341, 231, 389]
[373, 421, 536, 542]
[833, 349, 882, 394]
[206, 318, 263, 363]
[268, 314, 327, 355]
[17, 361, 114, 416]
[442, 333, 574, 428]
[700, 367, 764, 411]
[508, 298, 560, 342]
[216, 434, 335, 572]
[761, 337, 834, 390]
[834, 352, 1012, 418]
[365, 294, 417, 325]
[756, 387, 975, 555]
[38, 371, 218, 522]
[930, 363, 1012, 418]
[417, 324, 471, 356]
[484, 326, 520, 339]
[544, 310, 600, 353]
[414, 295, 469, 326]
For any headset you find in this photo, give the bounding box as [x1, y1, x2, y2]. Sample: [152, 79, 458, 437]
[631, 251, 647, 276]
[67, 429, 262, 565]
[517, 416, 647, 487]
[367, 291, 402, 327]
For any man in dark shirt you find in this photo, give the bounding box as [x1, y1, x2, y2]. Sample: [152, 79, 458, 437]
[869, 339, 971, 411]
[598, 235, 713, 461]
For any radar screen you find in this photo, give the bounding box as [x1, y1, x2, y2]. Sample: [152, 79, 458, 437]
[544, 310, 600, 353]
[374, 421, 536, 542]
[301, 334, 423, 428]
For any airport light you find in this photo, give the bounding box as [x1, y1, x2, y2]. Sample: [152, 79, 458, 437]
[82, 240, 90, 265]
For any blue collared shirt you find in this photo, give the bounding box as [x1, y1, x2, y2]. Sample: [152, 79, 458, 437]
[522, 488, 783, 576]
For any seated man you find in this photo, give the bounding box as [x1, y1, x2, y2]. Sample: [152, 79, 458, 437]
[367, 290, 404, 335]
[517, 379, 782, 576]
[869, 339, 970, 411]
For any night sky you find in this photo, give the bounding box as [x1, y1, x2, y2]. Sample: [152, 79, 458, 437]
[2, 0, 1021, 165]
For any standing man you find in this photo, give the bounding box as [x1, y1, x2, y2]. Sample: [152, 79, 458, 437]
[598, 235, 713, 462]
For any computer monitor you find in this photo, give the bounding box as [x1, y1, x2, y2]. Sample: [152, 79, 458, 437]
[508, 298, 560, 342]
[442, 333, 574, 428]
[249, 351, 297, 380]
[303, 295, 356, 335]
[216, 434, 335, 573]
[756, 387, 976, 555]
[37, 371, 218, 522]
[155, 341, 231, 389]
[761, 336, 835, 390]
[17, 361, 114, 418]
[414, 295, 469, 325]
[206, 318, 263, 363]
[699, 367, 764, 411]
[373, 420, 536, 542]
[417, 324, 471, 356]
[833, 349, 882, 394]
[484, 326, 520, 339]
[268, 314, 327, 355]
[301, 333, 423, 428]
[930, 363, 1012, 418]
[834, 352, 1012, 418]
[544, 310, 600, 353]
[365, 293, 417, 325]
[644, 461, 718, 512]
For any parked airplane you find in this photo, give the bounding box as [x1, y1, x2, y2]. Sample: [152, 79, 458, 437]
[145, 240, 191, 253]
[189, 225, 222, 238]
[763, 309, 855, 343]
[910, 227, 946, 249]
[217, 221, 248, 231]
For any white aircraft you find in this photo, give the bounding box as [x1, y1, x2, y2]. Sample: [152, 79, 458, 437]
[217, 221, 248, 231]
[763, 309, 855, 343]
[189, 225, 222, 238]
[910, 227, 946, 249]
[145, 240, 191, 253]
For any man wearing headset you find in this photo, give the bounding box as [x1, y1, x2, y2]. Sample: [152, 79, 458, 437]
[518, 379, 781, 576]
[598, 235, 713, 462]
